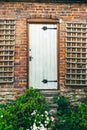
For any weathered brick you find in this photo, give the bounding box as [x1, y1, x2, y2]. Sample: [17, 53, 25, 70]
[0, 2, 86, 103]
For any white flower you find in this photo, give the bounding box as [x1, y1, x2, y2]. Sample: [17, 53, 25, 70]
[32, 123, 38, 130]
[44, 120, 48, 125]
[40, 123, 44, 127]
[51, 116, 54, 122]
[45, 111, 48, 115]
[31, 110, 36, 115]
[1, 115, 3, 118]
[40, 124, 47, 130]
[41, 114, 44, 117]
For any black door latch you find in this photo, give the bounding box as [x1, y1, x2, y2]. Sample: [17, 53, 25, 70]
[42, 79, 57, 84]
[42, 26, 57, 31]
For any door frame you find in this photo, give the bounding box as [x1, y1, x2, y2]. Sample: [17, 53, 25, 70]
[27, 18, 60, 90]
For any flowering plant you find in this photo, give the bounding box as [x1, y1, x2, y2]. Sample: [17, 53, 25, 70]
[30, 110, 54, 130]
[0, 88, 54, 130]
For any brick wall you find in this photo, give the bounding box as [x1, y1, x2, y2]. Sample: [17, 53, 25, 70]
[0, 2, 87, 103]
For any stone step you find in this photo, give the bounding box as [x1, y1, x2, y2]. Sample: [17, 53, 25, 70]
[40, 91, 58, 114]
[41, 91, 58, 97]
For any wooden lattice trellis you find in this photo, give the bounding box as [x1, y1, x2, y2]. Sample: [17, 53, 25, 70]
[65, 22, 87, 86]
[0, 19, 15, 83]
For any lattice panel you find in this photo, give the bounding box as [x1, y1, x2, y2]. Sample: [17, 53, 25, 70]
[65, 22, 87, 86]
[0, 19, 15, 83]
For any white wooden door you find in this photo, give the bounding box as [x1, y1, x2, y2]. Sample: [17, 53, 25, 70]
[29, 24, 57, 89]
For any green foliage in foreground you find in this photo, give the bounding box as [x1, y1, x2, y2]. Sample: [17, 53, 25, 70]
[52, 96, 87, 130]
[0, 88, 52, 130]
[0, 88, 87, 130]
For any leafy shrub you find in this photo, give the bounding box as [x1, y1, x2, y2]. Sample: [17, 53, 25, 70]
[0, 88, 53, 130]
[52, 96, 87, 130]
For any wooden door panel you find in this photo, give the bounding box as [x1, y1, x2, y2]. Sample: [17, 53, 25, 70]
[29, 24, 57, 89]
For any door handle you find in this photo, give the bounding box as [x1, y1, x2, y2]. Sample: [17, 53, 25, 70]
[42, 79, 57, 84]
[29, 56, 33, 61]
